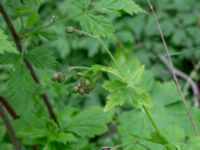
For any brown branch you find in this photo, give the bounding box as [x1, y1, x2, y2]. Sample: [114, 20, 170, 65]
[146, 0, 200, 135]
[32, 145, 38, 150]
[0, 2, 58, 125]
[158, 55, 200, 107]
[0, 96, 20, 119]
[0, 103, 21, 150]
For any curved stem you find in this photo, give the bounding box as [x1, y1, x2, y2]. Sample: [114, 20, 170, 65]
[183, 61, 200, 106]
[0, 103, 21, 150]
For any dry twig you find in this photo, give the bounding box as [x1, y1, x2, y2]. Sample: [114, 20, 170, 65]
[146, 0, 200, 135]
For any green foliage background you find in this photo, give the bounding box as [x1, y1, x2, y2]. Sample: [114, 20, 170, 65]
[0, 0, 200, 149]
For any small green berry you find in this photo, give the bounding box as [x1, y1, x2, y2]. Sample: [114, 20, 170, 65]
[66, 27, 74, 33]
[72, 86, 79, 93]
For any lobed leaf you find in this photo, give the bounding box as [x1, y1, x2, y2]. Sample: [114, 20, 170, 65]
[66, 106, 111, 138]
[0, 29, 18, 54]
[25, 45, 56, 69]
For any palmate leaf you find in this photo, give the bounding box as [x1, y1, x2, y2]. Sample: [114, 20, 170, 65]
[79, 13, 114, 38]
[80, 65, 152, 111]
[163, 124, 185, 147]
[0, 52, 21, 65]
[0, 29, 18, 54]
[103, 79, 152, 112]
[7, 64, 38, 101]
[103, 65, 152, 111]
[67, 0, 144, 38]
[95, 0, 145, 15]
[25, 45, 56, 69]
[66, 106, 111, 138]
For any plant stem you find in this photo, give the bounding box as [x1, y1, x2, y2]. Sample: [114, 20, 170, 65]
[0, 96, 20, 119]
[22, 15, 80, 38]
[142, 105, 170, 145]
[136, 140, 151, 150]
[183, 61, 200, 107]
[0, 103, 21, 150]
[98, 39, 121, 69]
[0, 2, 58, 126]
[68, 66, 90, 71]
[146, 0, 200, 135]
[142, 105, 161, 134]
[68, 27, 121, 70]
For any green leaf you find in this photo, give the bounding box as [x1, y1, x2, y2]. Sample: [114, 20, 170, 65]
[13, 111, 49, 145]
[25, 12, 40, 28]
[48, 132, 77, 144]
[67, 0, 143, 38]
[150, 82, 180, 106]
[79, 13, 114, 38]
[25, 45, 56, 69]
[0, 126, 6, 142]
[103, 80, 128, 111]
[7, 64, 38, 100]
[66, 106, 111, 138]
[124, 65, 145, 85]
[163, 124, 185, 147]
[181, 136, 200, 150]
[103, 79, 152, 112]
[0, 52, 21, 65]
[0, 29, 18, 54]
[0, 143, 13, 150]
[12, 5, 33, 15]
[103, 65, 152, 111]
[95, 0, 145, 15]
[80, 64, 152, 111]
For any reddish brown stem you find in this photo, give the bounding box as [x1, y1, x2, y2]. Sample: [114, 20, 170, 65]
[0, 96, 20, 119]
[0, 103, 21, 150]
[32, 145, 38, 150]
[0, 2, 58, 125]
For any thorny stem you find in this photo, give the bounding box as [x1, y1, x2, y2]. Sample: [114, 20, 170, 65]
[0, 2, 58, 125]
[0, 96, 20, 119]
[146, 0, 200, 135]
[0, 103, 21, 150]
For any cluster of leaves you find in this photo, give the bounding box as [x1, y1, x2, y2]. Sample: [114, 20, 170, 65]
[80, 64, 152, 112]
[1, 0, 200, 150]
[0, 0, 146, 149]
